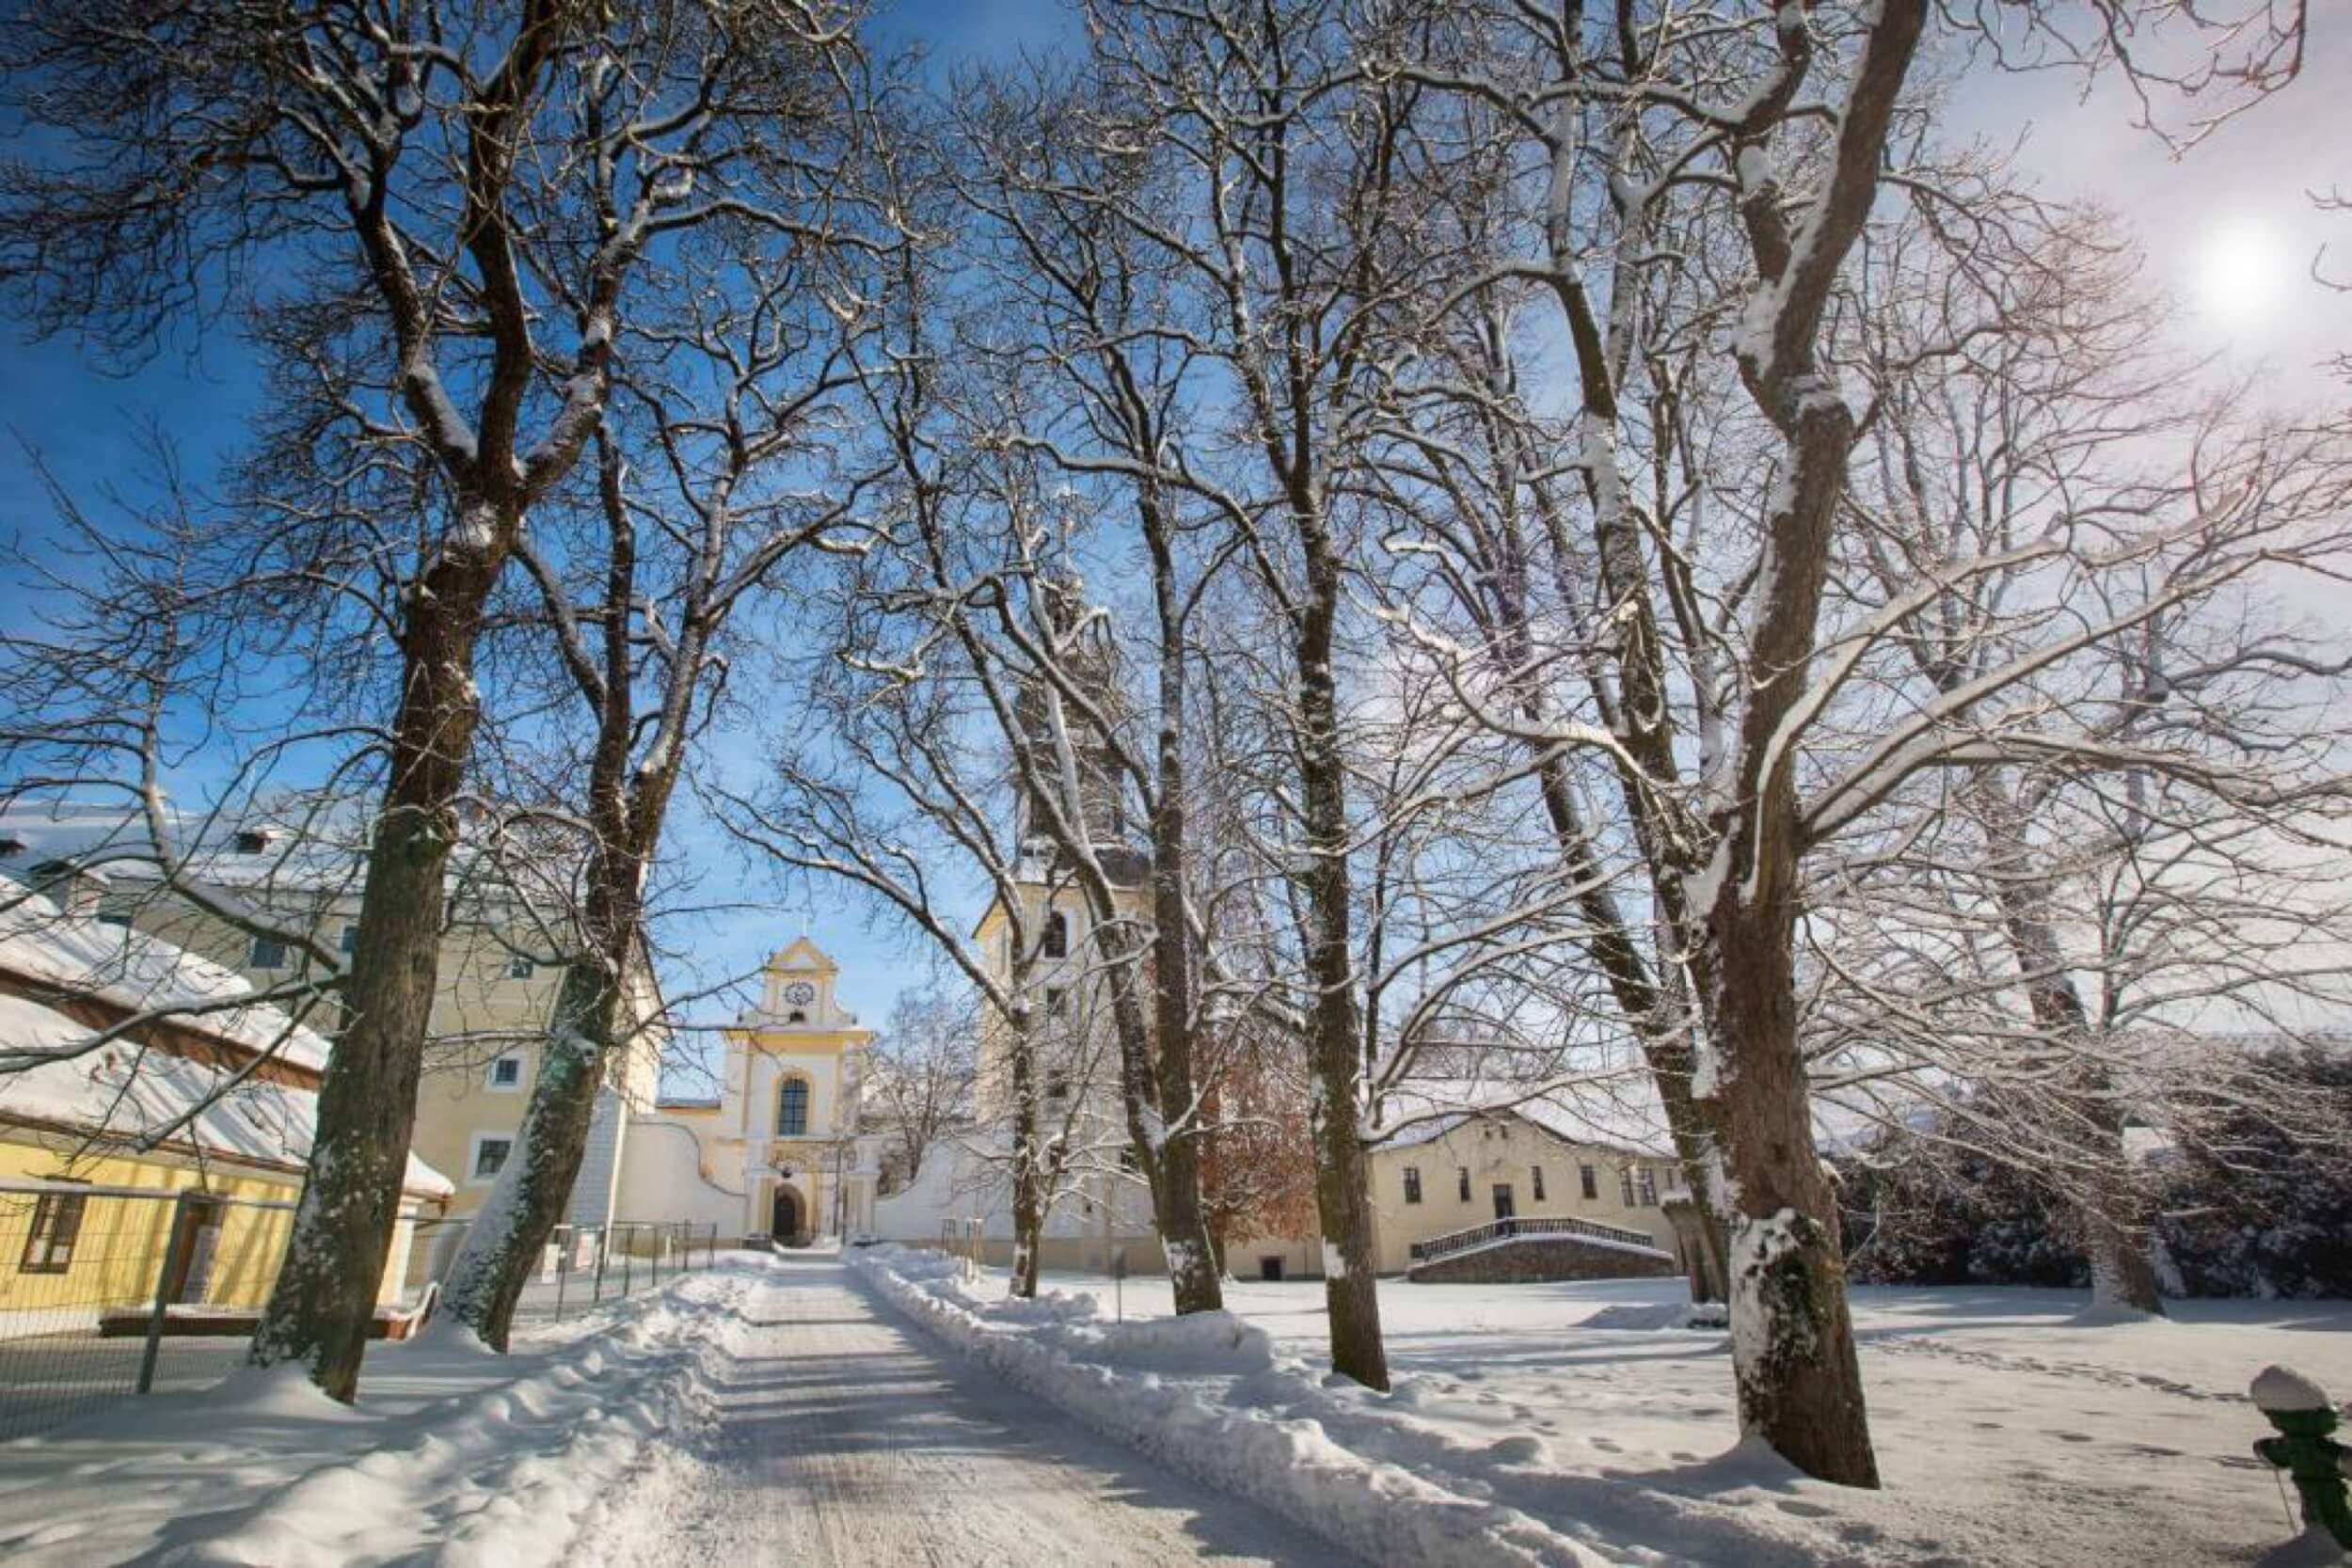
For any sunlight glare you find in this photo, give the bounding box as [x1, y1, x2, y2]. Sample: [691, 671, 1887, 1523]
[2192, 219, 2294, 338]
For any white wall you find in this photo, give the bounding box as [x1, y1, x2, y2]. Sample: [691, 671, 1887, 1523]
[871, 1133, 1155, 1243]
[616, 1113, 748, 1234]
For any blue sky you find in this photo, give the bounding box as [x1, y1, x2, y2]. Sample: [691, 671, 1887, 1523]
[3, 3, 2345, 1054]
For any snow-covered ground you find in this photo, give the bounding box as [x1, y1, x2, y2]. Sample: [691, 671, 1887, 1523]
[0, 1253, 1355, 1567]
[590, 1252, 1353, 1565]
[0, 1261, 762, 1566]
[860, 1251, 2352, 1567]
[3, 1247, 2341, 1566]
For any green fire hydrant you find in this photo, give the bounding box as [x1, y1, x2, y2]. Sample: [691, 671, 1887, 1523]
[2251, 1364, 2352, 1553]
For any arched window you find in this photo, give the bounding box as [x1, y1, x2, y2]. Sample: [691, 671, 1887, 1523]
[778, 1076, 810, 1137]
[1042, 911, 1070, 959]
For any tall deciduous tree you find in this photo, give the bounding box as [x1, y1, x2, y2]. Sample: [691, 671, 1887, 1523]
[1, 0, 865, 1397]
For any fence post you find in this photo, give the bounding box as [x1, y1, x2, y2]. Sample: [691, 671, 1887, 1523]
[652, 1224, 663, 1291]
[623, 1228, 634, 1297]
[136, 1190, 195, 1396]
[594, 1224, 610, 1304]
[555, 1227, 569, 1323]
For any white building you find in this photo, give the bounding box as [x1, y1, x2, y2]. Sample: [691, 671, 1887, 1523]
[617, 937, 880, 1244]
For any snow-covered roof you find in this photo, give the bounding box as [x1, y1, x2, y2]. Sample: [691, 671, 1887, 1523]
[0, 800, 370, 896]
[0, 988, 453, 1198]
[0, 798, 580, 906]
[1373, 1090, 1676, 1162]
[0, 877, 334, 1071]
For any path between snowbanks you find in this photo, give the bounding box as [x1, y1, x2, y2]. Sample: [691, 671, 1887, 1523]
[850, 1243, 1613, 1567]
[0, 1259, 759, 1567]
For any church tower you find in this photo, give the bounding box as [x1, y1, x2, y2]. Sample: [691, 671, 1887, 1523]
[617, 934, 878, 1247]
[1012, 574, 1137, 874]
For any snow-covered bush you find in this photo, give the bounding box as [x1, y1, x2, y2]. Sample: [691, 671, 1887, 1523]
[1837, 1140, 2089, 1290]
[2153, 1045, 2352, 1300]
[1841, 1047, 2352, 1298]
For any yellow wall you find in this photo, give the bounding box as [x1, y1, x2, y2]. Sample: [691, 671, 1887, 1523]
[115, 895, 575, 1221]
[0, 1137, 422, 1312]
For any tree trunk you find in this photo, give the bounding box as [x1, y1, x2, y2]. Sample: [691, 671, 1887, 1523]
[1970, 777, 2166, 1316]
[1693, 0, 1926, 1481]
[1143, 494, 1222, 1316]
[1531, 751, 1732, 1303]
[1298, 531, 1387, 1389]
[1009, 1014, 1044, 1298]
[438, 960, 622, 1348]
[247, 510, 502, 1400]
[2083, 1193, 2166, 1314]
[1095, 915, 1222, 1314]
[1709, 884, 1878, 1488]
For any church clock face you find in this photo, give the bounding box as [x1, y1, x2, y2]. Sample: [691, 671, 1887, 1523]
[782, 981, 817, 1007]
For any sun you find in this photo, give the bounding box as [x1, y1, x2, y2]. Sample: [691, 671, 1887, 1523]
[2190, 219, 2295, 338]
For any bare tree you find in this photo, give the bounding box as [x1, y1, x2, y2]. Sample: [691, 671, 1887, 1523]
[1805, 203, 2352, 1314]
[869, 989, 979, 1195]
[1, 0, 869, 1396]
[436, 158, 887, 1344]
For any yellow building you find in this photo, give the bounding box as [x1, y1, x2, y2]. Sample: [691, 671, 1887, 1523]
[617, 936, 877, 1244]
[0, 806, 664, 1243]
[0, 879, 453, 1330]
[1362, 1109, 1679, 1274]
[911, 850, 1684, 1282]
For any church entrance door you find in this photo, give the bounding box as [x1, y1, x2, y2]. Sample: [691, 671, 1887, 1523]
[771, 1186, 803, 1247]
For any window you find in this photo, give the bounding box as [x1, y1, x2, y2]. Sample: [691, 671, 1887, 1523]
[1045, 987, 1067, 1020]
[1120, 1147, 1138, 1172]
[232, 830, 269, 855]
[470, 1136, 514, 1182]
[777, 1077, 810, 1136]
[248, 933, 289, 971]
[507, 956, 534, 979]
[18, 1185, 87, 1274]
[0, 836, 24, 858]
[1580, 1163, 1598, 1201]
[1637, 1165, 1659, 1207]
[340, 923, 359, 956]
[96, 906, 133, 929]
[487, 1054, 523, 1091]
[1402, 1165, 1422, 1205]
[1456, 1166, 1471, 1203]
[1042, 910, 1070, 959]
[1532, 1165, 1547, 1202]
[1618, 1165, 1636, 1207]
[1045, 1070, 1069, 1101]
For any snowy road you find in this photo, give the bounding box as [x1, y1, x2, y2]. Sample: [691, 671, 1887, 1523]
[589, 1254, 1359, 1567]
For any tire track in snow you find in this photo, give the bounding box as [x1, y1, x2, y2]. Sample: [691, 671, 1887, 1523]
[585, 1255, 1358, 1568]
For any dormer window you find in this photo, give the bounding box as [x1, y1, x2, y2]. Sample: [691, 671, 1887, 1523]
[232, 830, 270, 855]
[0, 836, 23, 858]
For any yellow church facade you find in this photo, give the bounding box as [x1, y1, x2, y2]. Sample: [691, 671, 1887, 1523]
[616, 937, 878, 1245]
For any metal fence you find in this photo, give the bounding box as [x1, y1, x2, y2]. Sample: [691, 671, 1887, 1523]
[0, 1180, 300, 1441]
[1407, 1212, 1669, 1265]
[0, 1179, 724, 1442]
[404, 1215, 723, 1325]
